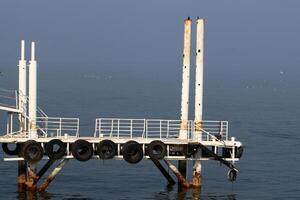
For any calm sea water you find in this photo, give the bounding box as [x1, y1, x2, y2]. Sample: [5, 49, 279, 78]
[0, 67, 299, 200]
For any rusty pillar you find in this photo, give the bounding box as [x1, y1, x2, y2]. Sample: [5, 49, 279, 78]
[191, 158, 202, 188]
[39, 159, 68, 192]
[178, 160, 187, 190]
[26, 163, 38, 192]
[164, 160, 190, 189]
[17, 158, 27, 192]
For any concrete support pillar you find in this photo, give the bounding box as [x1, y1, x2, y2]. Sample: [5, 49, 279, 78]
[18, 40, 27, 132]
[192, 17, 205, 188]
[28, 42, 37, 138]
[179, 17, 192, 140]
[18, 156, 27, 192]
[178, 160, 187, 191]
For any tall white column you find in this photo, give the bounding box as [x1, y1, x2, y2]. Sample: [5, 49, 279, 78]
[18, 40, 27, 131]
[28, 42, 37, 138]
[179, 17, 192, 139]
[192, 17, 205, 188]
[194, 18, 204, 141]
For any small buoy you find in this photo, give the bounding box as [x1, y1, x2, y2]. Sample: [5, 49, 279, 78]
[122, 141, 143, 164]
[147, 140, 166, 160]
[96, 140, 116, 159]
[22, 140, 44, 162]
[71, 140, 93, 162]
[227, 169, 237, 182]
[45, 139, 66, 160]
[2, 143, 19, 155]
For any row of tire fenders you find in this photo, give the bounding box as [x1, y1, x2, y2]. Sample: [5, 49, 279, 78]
[2, 139, 170, 163]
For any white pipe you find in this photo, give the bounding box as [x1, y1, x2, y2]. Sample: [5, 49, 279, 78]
[194, 18, 204, 141]
[18, 40, 27, 131]
[179, 17, 192, 139]
[192, 17, 205, 188]
[28, 42, 37, 138]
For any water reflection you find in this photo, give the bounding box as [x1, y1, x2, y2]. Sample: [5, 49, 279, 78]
[16, 191, 93, 200]
[153, 185, 236, 200]
[15, 186, 236, 200]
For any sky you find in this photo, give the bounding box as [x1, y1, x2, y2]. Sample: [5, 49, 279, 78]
[0, 0, 299, 117]
[0, 1, 299, 75]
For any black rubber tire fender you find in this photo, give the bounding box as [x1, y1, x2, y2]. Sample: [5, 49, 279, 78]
[122, 140, 143, 164]
[45, 139, 66, 160]
[96, 140, 116, 160]
[22, 140, 44, 162]
[147, 140, 166, 160]
[71, 140, 93, 162]
[2, 143, 19, 155]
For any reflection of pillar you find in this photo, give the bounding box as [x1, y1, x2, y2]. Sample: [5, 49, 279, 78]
[18, 40, 27, 132]
[179, 17, 192, 140]
[28, 42, 37, 138]
[192, 17, 205, 188]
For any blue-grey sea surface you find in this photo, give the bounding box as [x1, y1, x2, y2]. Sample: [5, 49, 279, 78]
[0, 0, 300, 199]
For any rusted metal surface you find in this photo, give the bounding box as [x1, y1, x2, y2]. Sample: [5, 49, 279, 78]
[192, 159, 202, 188]
[39, 159, 68, 192]
[26, 164, 38, 192]
[17, 160, 27, 192]
[164, 160, 190, 188]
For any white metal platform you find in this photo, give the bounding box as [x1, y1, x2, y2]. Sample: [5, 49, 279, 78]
[0, 116, 242, 161]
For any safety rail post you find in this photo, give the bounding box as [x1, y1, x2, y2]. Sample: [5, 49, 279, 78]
[117, 119, 120, 138]
[15, 90, 18, 109]
[45, 117, 48, 136]
[142, 119, 146, 138]
[59, 118, 62, 137]
[99, 119, 102, 138]
[159, 120, 162, 139]
[94, 119, 97, 137]
[10, 113, 13, 134]
[76, 118, 80, 137]
[145, 120, 148, 139]
[226, 121, 229, 140]
[130, 119, 133, 138]
[167, 120, 170, 138]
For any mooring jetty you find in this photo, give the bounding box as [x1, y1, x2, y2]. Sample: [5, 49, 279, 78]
[0, 17, 243, 193]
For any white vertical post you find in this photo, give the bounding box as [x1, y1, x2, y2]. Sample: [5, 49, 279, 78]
[18, 40, 27, 131]
[192, 17, 205, 188]
[194, 18, 204, 141]
[179, 17, 192, 140]
[28, 42, 38, 138]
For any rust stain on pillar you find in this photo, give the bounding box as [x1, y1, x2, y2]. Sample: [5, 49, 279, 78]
[17, 160, 27, 192]
[164, 160, 190, 188]
[26, 165, 38, 192]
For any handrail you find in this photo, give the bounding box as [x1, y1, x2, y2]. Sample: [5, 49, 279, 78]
[94, 118, 229, 141]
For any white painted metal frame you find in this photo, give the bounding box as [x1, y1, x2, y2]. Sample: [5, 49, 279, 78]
[94, 118, 228, 142]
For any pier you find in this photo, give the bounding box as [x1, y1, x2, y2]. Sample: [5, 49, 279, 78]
[0, 17, 243, 193]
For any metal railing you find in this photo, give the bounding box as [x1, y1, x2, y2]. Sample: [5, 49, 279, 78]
[94, 118, 229, 141]
[0, 88, 18, 110]
[36, 117, 80, 137]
